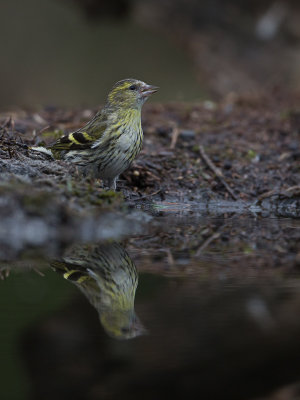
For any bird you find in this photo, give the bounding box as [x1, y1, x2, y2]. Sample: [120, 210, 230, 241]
[32, 79, 158, 190]
[51, 242, 145, 340]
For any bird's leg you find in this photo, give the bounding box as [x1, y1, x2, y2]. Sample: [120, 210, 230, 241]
[103, 176, 118, 191]
[110, 176, 118, 191]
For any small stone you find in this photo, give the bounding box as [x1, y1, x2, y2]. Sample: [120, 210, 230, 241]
[203, 100, 216, 110]
[180, 129, 196, 141]
[157, 126, 172, 136]
[288, 141, 299, 151]
[223, 160, 232, 170]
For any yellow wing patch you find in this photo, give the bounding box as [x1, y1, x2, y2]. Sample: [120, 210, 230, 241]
[68, 133, 81, 145]
[63, 270, 90, 283]
[68, 131, 93, 144]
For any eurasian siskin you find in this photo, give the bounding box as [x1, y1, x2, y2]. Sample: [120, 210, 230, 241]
[33, 79, 158, 189]
[51, 242, 145, 340]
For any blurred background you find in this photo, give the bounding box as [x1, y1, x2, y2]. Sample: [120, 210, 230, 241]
[1, 0, 300, 109]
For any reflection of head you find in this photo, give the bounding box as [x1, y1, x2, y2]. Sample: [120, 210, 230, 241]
[100, 310, 145, 340]
[51, 242, 145, 340]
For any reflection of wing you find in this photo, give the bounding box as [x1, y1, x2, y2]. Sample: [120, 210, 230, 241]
[51, 242, 145, 340]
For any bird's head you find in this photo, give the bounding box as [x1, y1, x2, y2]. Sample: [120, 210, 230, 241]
[106, 79, 158, 109]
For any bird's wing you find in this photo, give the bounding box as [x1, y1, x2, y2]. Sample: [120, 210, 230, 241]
[50, 111, 108, 152]
[51, 260, 102, 302]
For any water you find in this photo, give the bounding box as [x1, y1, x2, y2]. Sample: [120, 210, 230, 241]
[1, 212, 300, 400]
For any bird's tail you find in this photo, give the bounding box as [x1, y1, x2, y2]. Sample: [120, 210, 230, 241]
[30, 146, 54, 158]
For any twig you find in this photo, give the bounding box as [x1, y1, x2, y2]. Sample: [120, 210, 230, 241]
[194, 223, 227, 256]
[166, 249, 175, 267]
[257, 189, 281, 201]
[130, 189, 161, 201]
[286, 185, 300, 193]
[146, 170, 161, 181]
[1, 139, 28, 149]
[195, 231, 221, 256]
[0, 116, 14, 130]
[38, 125, 51, 135]
[257, 185, 300, 202]
[0, 268, 10, 280]
[33, 268, 45, 277]
[199, 145, 238, 200]
[170, 123, 179, 149]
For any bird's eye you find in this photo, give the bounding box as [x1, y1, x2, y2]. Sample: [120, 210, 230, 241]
[129, 84, 137, 91]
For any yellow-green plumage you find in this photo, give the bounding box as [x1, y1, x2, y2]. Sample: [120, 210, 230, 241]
[51, 242, 145, 340]
[49, 79, 158, 189]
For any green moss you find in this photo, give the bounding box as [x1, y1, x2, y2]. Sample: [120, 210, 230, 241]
[22, 192, 52, 214]
[247, 149, 257, 160]
[61, 177, 124, 208]
[280, 109, 300, 121]
[243, 245, 254, 255]
[90, 190, 124, 206]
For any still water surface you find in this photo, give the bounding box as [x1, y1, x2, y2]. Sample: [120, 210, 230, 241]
[1, 213, 300, 400]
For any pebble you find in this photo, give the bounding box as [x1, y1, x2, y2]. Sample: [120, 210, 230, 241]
[180, 129, 196, 141]
[223, 160, 232, 170]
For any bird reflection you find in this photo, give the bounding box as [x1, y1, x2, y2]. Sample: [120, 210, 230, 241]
[51, 242, 145, 340]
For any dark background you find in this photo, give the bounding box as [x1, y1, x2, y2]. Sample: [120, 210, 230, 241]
[1, 0, 300, 109]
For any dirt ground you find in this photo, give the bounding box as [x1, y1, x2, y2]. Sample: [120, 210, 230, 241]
[0, 91, 299, 204]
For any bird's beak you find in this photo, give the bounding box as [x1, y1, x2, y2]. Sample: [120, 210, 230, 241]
[132, 316, 148, 338]
[140, 84, 159, 98]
